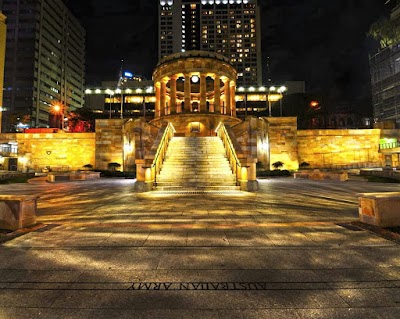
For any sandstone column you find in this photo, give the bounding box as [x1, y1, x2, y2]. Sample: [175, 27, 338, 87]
[160, 79, 167, 116]
[170, 75, 177, 114]
[184, 73, 191, 112]
[230, 81, 236, 117]
[200, 74, 207, 113]
[214, 75, 221, 114]
[155, 82, 161, 118]
[224, 79, 231, 115]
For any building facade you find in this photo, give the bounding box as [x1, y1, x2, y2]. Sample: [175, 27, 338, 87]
[0, 0, 85, 131]
[0, 11, 6, 133]
[370, 3, 400, 125]
[159, 0, 262, 86]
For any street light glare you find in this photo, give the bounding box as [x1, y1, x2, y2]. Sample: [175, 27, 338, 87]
[278, 86, 287, 93]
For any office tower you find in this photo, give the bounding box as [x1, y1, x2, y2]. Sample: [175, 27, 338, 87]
[0, 0, 85, 131]
[159, 0, 262, 86]
[0, 11, 5, 132]
[370, 2, 400, 124]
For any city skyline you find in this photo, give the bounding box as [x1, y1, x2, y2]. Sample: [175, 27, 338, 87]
[65, 0, 393, 114]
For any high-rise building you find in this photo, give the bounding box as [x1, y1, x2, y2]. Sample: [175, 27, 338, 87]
[369, 2, 400, 124]
[0, 0, 85, 131]
[158, 0, 262, 86]
[0, 11, 6, 133]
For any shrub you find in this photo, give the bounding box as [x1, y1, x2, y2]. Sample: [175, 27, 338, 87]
[299, 161, 310, 168]
[107, 162, 121, 172]
[272, 161, 284, 170]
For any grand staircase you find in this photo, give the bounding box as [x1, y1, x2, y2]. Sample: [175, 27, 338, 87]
[155, 136, 239, 191]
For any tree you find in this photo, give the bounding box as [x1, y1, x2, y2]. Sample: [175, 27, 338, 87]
[8, 113, 31, 132]
[368, 17, 400, 49]
[67, 107, 99, 132]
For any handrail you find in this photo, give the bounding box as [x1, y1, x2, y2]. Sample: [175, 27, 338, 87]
[151, 122, 175, 185]
[215, 122, 242, 181]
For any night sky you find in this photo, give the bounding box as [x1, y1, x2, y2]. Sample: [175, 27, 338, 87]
[65, 0, 393, 114]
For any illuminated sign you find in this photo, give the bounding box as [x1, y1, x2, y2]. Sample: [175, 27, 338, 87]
[124, 71, 133, 78]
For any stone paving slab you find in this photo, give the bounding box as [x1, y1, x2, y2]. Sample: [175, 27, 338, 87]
[0, 179, 400, 318]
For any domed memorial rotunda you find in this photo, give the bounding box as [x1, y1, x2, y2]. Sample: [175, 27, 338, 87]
[150, 51, 241, 132]
[134, 51, 258, 192]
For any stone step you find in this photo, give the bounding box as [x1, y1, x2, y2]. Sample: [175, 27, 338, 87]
[165, 155, 228, 159]
[157, 176, 236, 181]
[155, 182, 238, 187]
[158, 171, 234, 176]
[155, 136, 236, 190]
[163, 158, 227, 161]
[161, 162, 229, 166]
[158, 170, 234, 174]
[153, 186, 241, 191]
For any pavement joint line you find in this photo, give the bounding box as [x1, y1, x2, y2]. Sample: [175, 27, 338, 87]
[2, 280, 398, 291]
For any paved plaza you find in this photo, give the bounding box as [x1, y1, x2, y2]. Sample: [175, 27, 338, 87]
[0, 177, 399, 318]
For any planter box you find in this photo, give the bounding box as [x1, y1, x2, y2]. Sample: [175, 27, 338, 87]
[47, 171, 101, 182]
[294, 170, 348, 181]
[0, 195, 38, 231]
[357, 192, 400, 227]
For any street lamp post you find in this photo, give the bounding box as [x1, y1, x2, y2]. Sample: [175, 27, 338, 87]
[106, 90, 114, 119]
[53, 104, 64, 129]
[277, 86, 287, 117]
[116, 88, 123, 119]
[267, 86, 275, 117]
[267, 86, 286, 117]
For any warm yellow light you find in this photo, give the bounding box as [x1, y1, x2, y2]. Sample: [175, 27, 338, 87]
[268, 93, 282, 102]
[124, 143, 133, 153]
[278, 86, 287, 93]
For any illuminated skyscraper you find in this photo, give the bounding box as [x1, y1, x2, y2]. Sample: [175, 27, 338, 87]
[159, 0, 262, 86]
[0, 0, 85, 130]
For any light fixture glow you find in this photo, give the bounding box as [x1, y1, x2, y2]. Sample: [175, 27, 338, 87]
[191, 75, 199, 83]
